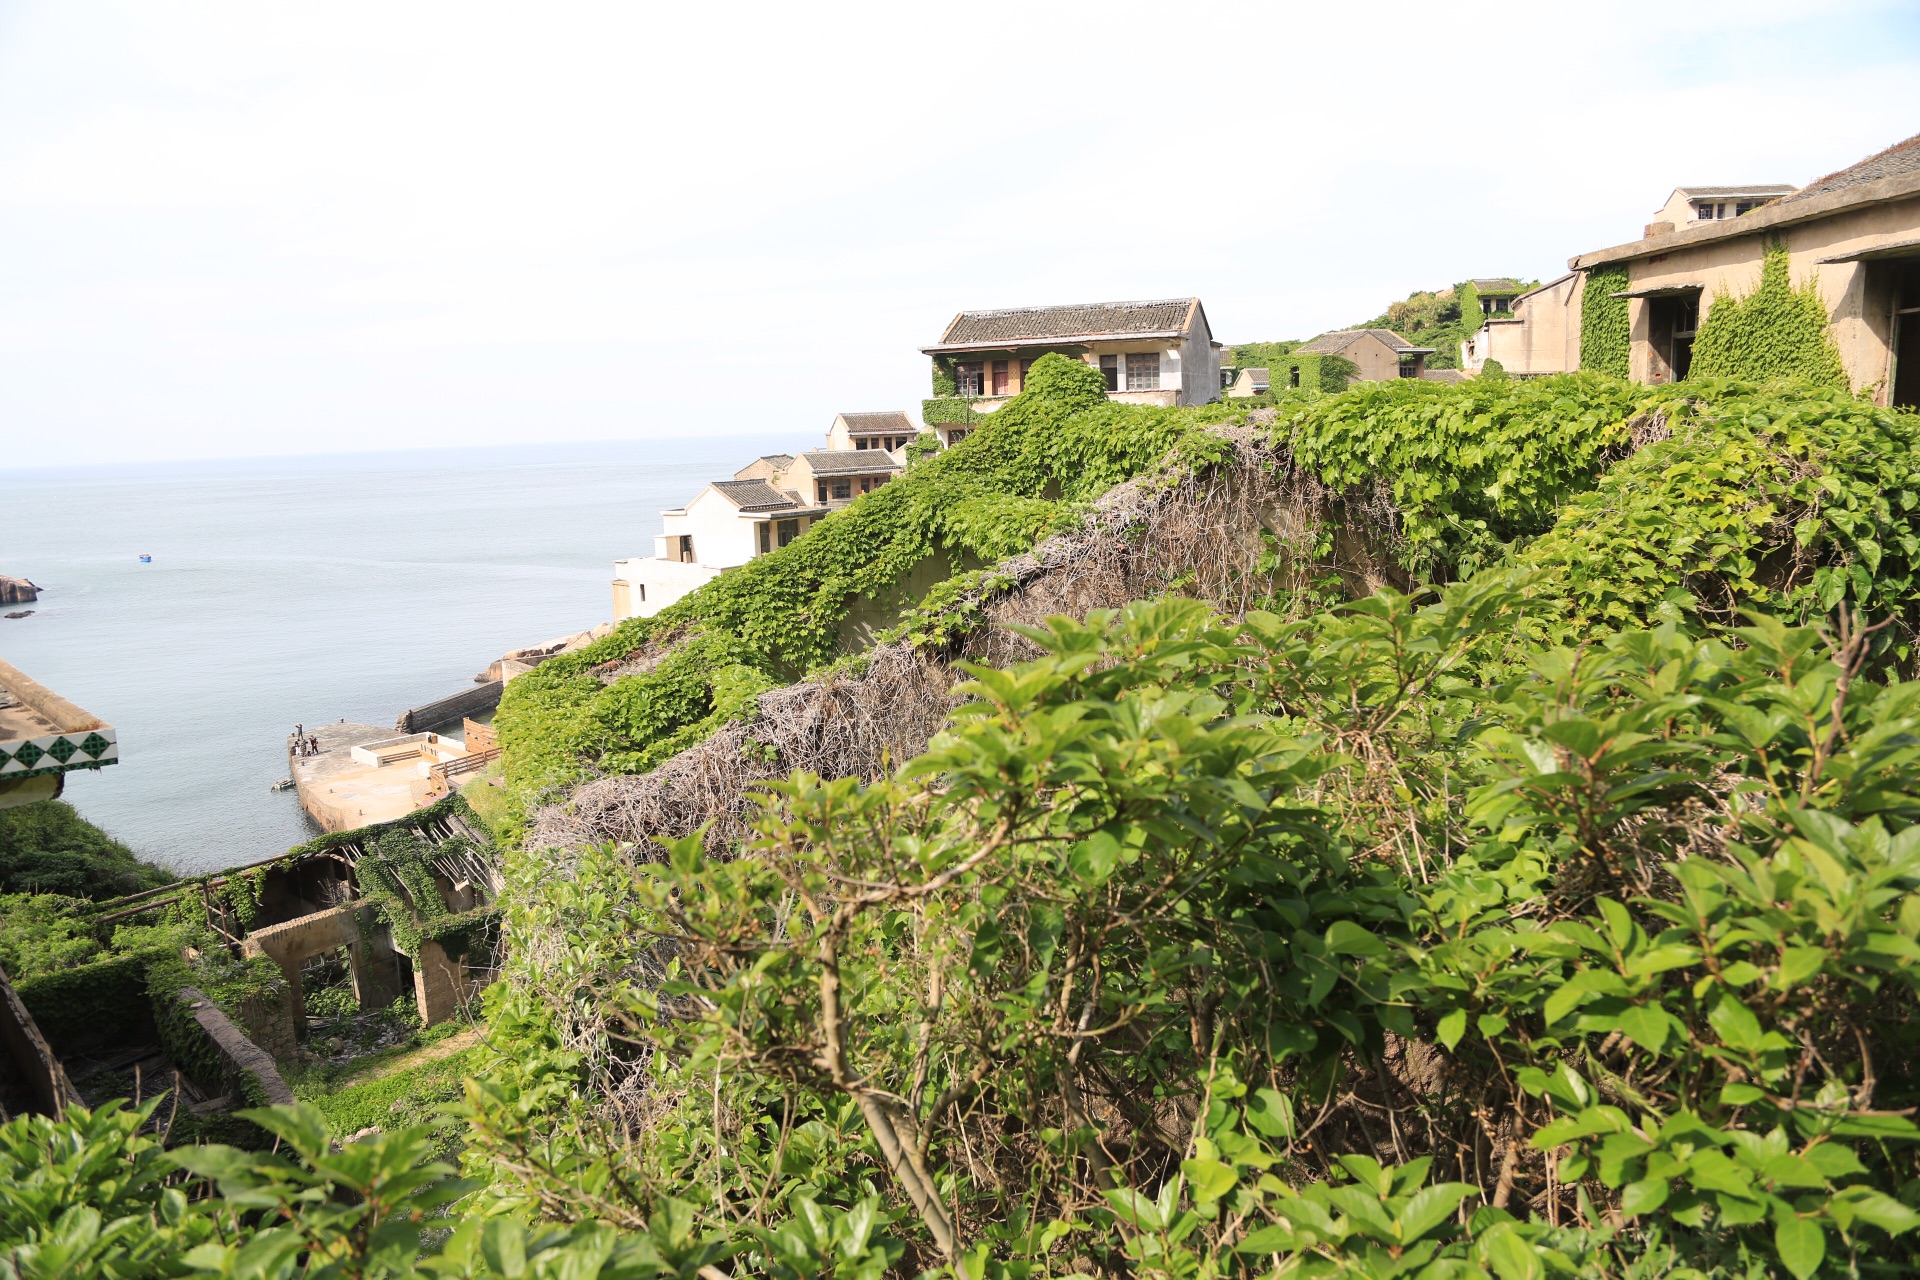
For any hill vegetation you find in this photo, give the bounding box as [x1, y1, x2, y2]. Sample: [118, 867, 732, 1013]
[10, 363, 1920, 1279]
[0, 798, 170, 900]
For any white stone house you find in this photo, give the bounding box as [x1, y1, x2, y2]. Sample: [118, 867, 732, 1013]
[1648, 184, 1796, 236]
[921, 298, 1223, 423]
[611, 418, 910, 621]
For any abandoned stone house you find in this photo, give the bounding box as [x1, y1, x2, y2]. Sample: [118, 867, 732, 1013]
[1287, 329, 1434, 383]
[1571, 131, 1920, 404]
[921, 298, 1224, 417]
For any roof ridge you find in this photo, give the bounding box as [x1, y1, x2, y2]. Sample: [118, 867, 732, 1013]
[952, 297, 1197, 318]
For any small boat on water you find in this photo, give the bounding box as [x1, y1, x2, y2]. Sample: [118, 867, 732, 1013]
[138, 554, 152, 563]
[270, 777, 295, 792]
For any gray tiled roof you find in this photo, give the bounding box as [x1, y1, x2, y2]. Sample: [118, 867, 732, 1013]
[801, 450, 903, 477]
[837, 411, 915, 434]
[933, 298, 1198, 347]
[1295, 328, 1421, 355]
[1674, 184, 1795, 199]
[710, 479, 801, 511]
[1778, 134, 1920, 205]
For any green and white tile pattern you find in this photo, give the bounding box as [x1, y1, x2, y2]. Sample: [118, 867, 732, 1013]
[0, 728, 117, 778]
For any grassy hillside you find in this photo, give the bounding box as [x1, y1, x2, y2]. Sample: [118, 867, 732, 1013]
[0, 799, 170, 899]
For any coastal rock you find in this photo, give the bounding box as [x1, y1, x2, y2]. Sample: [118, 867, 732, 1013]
[0, 576, 37, 605]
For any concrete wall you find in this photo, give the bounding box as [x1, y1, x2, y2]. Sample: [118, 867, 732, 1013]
[1338, 333, 1408, 383]
[242, 901, 401, 1036]
[0, 962, 79, 1117]
[662, 486, 762, 570]
[397, 682, 502, 735]
[1463, 274, 1582, 375]
[612, 556, 723, 621]
[1586, 190, 1920, 401]
[173, 985, 295, 1106]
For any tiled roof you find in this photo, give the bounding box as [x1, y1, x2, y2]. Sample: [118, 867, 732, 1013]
[931, 298, 1199, 348]
[801, 450, 902, 477]
[1295, 328, 1421, 355]
[1673, 184, 1796, 199]
[710, 479, 800, 511]
[1470, 278, 1525, 293]
[837, 411, 914, 434]
[1778, 133, 1920, 205]
[1421, 369, 1469, 383]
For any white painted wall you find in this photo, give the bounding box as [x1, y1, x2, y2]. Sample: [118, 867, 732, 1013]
[613, 556, 723, 619]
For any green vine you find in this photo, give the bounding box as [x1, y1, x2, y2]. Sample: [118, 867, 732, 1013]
[1579, 266, 1630, 377]
[929, 355, 958, 397]
[1690, 240, 1848, 389]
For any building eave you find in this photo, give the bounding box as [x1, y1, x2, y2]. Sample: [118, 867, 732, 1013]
[922, 331, 1187, 355]
[1571, 169, 1920, 271]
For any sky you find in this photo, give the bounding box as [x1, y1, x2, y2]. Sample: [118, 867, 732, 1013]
[0, 1, 1916, 470]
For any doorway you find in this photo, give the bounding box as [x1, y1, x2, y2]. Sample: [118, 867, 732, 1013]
[1648, 293, 1699, 382]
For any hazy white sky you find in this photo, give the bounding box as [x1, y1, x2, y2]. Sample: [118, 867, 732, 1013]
[0, 1, 1915, 469]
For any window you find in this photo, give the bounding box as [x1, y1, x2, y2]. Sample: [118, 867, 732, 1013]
[832, 480, 851, 500]
[637, 583, 646, 601]
[677, 535, 694, 563]
[992, 360, 1011, 396]
[1019, 357, 1033, 390]
[957, 362, 984, 396]
[1125, 351, 1160, 391]
[855, 438, 868, 449]
[1696, 202, 1717, 220]
[1289, 365, 1301, 388]
[947, 428, 970, 444]
[817, 482, 829, 503]
[759, 523, 771, 555]
[777, 519, 800, 547]
[1100, 354, 1119, 391]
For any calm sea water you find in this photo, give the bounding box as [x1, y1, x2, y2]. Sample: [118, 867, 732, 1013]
[0, 435, 794, 874]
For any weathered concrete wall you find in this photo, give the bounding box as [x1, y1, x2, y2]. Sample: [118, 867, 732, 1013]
[414, 940, 465, 1025]
[243, 901, 395, 1035]
[174, 985, 295, 1106]
[0, 962, 79, 1117]
[397, 681, 503, 735]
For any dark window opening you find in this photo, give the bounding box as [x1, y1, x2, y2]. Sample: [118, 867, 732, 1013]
[817, 482, 828, 503]
[759, 523, 770, 555]
[777, 519, 800, 547]
[832, 481, 851, 500]
[1647, 294, 1699, 383]
[677, 534, 695, 563]
[1289, 366, 1301, 388]
[1893, 263, 1920, 411]
[1100, 354, 1119, 391]
[957, 363, 983, 396]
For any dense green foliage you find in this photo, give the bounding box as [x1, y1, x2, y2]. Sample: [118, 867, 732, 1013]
[1579, 267, 1631, 378]
[463, 591, 1920, 1277]
[0, 799, 170, 899]
[497, 354, 1236, 817]
[1518, 381, 1920, 640]
[1228, 341, 1302, 369]
[1691, 243, 1849, 389]
[1276, 373, 1657, 579]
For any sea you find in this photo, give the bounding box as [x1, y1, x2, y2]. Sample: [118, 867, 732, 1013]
[0, 435, 795, 875]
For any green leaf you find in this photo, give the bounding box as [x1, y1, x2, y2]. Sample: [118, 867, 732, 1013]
[1324, 920, 1387, 957]
[1621, 1177, 1669, 1216]
[1618, 1006, 1669, 1053]
[1181, 1157, 1237, 1204]
[1774, 1213, 1826, 1280]
[1708, 994, 1765, 1052]
[1437, 1009, 1468, 1051]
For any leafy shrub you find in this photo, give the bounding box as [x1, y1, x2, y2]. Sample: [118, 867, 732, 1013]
[468, 588, 1920, 1278]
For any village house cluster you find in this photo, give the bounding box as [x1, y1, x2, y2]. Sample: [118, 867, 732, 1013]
[610, 130, 1920, 622]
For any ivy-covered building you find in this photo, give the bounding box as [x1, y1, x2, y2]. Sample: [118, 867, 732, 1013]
[1570, 130, 1920, 405]
[1460, 274, 1582, 377]
[921, 297, 1222, 427]
[1289, 328, 1433, 383]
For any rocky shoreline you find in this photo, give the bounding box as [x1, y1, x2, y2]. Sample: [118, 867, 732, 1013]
[0, 575, 38, 605]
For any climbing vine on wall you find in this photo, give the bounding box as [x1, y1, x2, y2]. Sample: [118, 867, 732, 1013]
[1579, 266, 1630, 377]
[1690, 240, 1848, 389]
